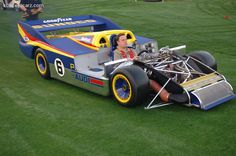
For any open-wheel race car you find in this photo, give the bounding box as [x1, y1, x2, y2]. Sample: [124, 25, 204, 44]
[17, 15, 235, 110]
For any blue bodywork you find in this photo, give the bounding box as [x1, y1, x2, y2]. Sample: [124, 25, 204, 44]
[18, 14, 154, 59]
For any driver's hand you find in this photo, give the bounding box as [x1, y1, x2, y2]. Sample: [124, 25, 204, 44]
[129, 56, 139, 61]
[133, 55, 139, 60]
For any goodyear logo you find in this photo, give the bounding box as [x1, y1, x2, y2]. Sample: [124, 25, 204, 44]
[32, 19, 97, 29]
[43, 18, 72, 24]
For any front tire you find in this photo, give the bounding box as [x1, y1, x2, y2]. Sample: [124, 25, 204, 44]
[34, 49, 51, 79]
[111, 65, 149, 107]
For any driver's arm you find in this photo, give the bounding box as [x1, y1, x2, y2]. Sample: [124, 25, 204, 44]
[19, 4, 27, 12]
[19, 0, 27, 12]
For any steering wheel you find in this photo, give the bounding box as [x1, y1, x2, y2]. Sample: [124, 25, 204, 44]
[138, 50, 151, 56]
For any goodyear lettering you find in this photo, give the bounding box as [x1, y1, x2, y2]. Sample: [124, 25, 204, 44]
[43, 18, 72, 24]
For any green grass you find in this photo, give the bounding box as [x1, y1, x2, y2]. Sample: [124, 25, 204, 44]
[0, 0, 236, 155]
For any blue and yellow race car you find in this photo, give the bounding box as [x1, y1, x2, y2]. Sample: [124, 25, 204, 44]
[18, 15, 235, 110]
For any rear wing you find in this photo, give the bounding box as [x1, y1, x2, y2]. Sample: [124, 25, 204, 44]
[20, 15, 122, 32]
[18, 14, 155, 51]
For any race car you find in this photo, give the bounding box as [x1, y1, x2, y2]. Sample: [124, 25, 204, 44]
[17, 15, 235, 110]
[0, 0, 20, 11]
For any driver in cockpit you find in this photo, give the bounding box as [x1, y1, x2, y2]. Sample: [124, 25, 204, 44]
[113, 33, 172, 103]
[113, 33, 138, 60]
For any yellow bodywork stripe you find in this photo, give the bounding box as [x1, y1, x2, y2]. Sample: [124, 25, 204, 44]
[27, 41, 75, 58]
[18, 24, 26, 38]
[181, 73, 221, 88]
[18, 24, 75, 58]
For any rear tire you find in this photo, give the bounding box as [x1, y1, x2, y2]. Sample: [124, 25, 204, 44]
[189, 51, 217, 73]
[111, 65, 149, 107]
[34, 49, 51, 79]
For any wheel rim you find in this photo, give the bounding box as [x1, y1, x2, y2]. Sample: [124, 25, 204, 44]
[36, 53, 47, 75]
[112, 74, 132, 103]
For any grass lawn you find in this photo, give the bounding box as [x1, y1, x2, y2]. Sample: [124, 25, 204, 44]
[0, 0, 236, 155]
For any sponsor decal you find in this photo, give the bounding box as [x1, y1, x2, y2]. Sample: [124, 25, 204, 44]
[43, 18, 72, 24]
[74, 72, 104, 87]
[23, 36, 29, 42]
[70, 64, 75, 69]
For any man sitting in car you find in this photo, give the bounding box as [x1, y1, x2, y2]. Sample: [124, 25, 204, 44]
[113, 33, 138, 60]
[113, 33, 170, 102]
